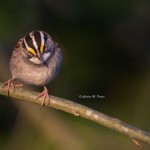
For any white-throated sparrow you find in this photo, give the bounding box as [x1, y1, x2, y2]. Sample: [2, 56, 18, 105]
[3, 30, 63, 106]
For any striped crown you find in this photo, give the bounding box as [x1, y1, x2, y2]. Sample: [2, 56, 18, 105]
[23, 30, 51, 56]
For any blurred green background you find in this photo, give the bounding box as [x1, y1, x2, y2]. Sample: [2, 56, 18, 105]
[0, 0, 150, 150]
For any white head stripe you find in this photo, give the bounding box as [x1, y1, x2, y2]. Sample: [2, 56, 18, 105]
[23, 38, 29, 49]
[40, 31, 45, 46]
[30, 33, 38, 51]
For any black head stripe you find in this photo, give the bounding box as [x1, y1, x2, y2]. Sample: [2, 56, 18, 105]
[33, 31, 41, 51]
[43, 32, 48, 42]
[43, 32, 48, 51]
[24, 34, 36, 51]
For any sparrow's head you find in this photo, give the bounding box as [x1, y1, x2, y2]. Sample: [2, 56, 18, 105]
[22, 30, 55, 65]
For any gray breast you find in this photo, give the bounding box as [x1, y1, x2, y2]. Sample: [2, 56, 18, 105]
[10, 48, 62, 87]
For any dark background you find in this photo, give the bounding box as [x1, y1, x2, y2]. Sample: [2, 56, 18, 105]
[0, 0, 150, 149]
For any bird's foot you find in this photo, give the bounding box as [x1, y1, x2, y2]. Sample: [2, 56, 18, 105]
[2, 79, 14, 96]
[14, 84, 23, 88]
[36, 86, 49, 107]
[3, 79, 23, 96]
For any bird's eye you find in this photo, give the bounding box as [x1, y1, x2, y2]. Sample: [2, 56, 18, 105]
[44, 50, 50, 54]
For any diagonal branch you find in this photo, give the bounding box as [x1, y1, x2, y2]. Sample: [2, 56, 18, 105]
[0, 82, 150, 145]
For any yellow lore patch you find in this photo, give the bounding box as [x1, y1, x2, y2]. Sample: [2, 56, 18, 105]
[28, 48, 36, 55]
[40, 43, 44, 53]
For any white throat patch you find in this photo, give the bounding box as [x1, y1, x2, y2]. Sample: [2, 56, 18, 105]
[29, 57, 42, 65]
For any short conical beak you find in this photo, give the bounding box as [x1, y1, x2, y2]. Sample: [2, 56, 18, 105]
[37, 53, 48, 67]
[37, 52, 44, 64]
[39, 54, 45, 64]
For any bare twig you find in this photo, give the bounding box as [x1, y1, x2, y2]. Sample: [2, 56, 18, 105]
[0, 82, 150, 145]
